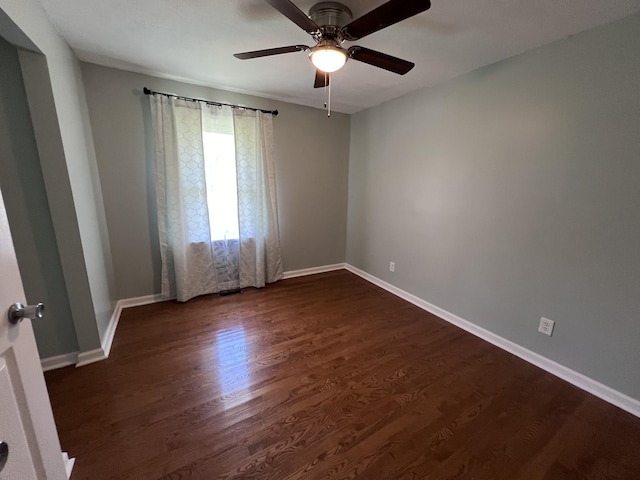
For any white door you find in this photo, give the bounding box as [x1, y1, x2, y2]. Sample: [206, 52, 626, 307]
[0, 187, 70, 479]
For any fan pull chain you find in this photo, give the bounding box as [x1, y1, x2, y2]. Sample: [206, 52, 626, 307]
[327, 72, 332, 117]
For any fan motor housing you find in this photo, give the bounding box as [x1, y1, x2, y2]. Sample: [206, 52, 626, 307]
[309, 2, 353, 28]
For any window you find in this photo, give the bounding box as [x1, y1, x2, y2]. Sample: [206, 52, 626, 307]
[203, 131, 239, 241]
[151, 96, 283, 301]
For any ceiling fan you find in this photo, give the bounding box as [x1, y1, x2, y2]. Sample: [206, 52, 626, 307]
[234, 0, 432, 88]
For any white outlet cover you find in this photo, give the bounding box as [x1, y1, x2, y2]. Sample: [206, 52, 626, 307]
[538, 317, 555, 336]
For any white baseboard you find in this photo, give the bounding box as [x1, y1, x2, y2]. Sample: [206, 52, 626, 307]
[101, 294, 167, 358]
[101, 305, 121, 359]
[62, 451, 75, 478]
[75, 294, 169, 369]
[41, 352, 78, 372]
[75, 348, 107, 367]
[345, 264, 640, 418]
[117, 293, 168, 309]
[283, 263, 346, 279]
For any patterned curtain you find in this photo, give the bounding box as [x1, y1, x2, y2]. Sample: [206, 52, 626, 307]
[233, 109, 283, 288]
[150, 95, 283, 301]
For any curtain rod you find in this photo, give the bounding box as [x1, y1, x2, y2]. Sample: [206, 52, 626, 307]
[142, 87, 278, 116]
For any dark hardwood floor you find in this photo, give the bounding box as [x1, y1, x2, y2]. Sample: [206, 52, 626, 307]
[45, 270, 640, 479]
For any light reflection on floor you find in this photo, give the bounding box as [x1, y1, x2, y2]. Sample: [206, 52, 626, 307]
[215, 326, 252, 408]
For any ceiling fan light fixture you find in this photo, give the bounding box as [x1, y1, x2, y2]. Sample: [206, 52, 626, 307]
[309, 46, 347, 73]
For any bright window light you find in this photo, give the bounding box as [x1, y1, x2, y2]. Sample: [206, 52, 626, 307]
[215, 326, 252, 408]
[203, 132, 239, 241]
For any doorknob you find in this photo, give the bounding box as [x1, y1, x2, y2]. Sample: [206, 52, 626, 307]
[7, 302, 45, 325]
[0, 441, 8, 473]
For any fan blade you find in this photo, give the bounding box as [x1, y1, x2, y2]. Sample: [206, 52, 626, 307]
[348, 46, 415, 75]
[234, 45, 309, 59]
[263, 0, 319, 33]
[314, 70, 330, 88]
[341, 0, 431, 41]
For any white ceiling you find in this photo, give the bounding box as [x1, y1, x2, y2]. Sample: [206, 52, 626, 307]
[38, 0, 640, 114]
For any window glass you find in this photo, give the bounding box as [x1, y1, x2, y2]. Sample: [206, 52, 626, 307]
[203, 132, 239, 241]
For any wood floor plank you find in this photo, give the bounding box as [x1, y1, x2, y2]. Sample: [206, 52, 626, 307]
[44, 271, 640, 479]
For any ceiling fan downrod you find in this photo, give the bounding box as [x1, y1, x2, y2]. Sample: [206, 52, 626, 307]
[309, 1, 353, 37]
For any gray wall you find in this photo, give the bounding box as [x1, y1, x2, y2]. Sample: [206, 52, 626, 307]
[81, 63, 350, 299]
[347, 13, 640, 400]
[0, 35, 78, 357]
[0, 0, 116, 353]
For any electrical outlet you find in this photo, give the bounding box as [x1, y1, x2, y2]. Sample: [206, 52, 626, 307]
[389, 261, 395, 272]
[538, 317, 555, 336]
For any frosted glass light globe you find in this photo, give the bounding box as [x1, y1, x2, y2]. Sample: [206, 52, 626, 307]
[310, 47, 347, 73]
